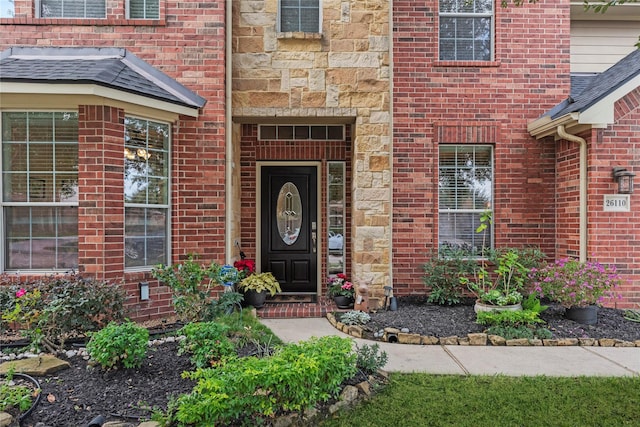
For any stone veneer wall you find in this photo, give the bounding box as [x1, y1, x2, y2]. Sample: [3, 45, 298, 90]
[232, 0, 392, 297]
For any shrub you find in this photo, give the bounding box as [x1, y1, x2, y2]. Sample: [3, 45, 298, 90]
[0, 367, 37, 413]
[86, 321, 149, 370]
[176, 336, 357, 426]
[530, 258, 622, 308]
[338, 310, 371, 326]
[355, 343, 388, 375]
[0, 274, 127, 352]
[151, 254, 222, 322]
[422, 248, 475, 306]
[178, 322, 236, 368]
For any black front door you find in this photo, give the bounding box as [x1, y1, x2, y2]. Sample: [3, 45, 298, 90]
[261, 165, 317, 294]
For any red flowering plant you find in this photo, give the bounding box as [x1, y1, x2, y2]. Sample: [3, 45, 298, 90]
[327, 273, 355, 298]
[234, 259, 256, 280]
[529, 258, 622, 308]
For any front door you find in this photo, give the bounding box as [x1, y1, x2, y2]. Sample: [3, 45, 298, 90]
[261, 165, 318, 294]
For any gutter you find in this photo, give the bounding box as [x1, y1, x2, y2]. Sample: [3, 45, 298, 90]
[557, 125, 587, 262]
[225, 0, 233, 264]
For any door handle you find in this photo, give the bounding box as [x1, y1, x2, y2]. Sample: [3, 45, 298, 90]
[311, 231, 317, 253]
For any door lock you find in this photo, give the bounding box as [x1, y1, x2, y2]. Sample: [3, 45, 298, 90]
[311, 231, 317, 253]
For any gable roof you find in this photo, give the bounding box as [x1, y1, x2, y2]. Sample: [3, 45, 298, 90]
[529, 48, 640, 138]
[552, 49, 640, 119]
[0, 47, 206, 111]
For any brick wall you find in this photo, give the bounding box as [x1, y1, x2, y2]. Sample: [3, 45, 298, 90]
[392, 0, 568, 295]
[1, 1, 226, 320]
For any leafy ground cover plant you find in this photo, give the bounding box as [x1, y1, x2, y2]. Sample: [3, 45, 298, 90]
[0, 367, 38, 416]
[338, 310, 371, 326]
[174, 336, 357, 426]
[86, 320, 149, 370]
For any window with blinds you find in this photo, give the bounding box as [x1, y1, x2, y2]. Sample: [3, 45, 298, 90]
[439, 0, 493, 61]
[128, 0, 159, 19]
[438, 145, 493, 256]
[38, 0, 106, 18]
[280, 0, 320, 33]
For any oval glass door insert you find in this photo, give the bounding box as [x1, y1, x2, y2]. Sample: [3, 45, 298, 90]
[277, 182, 302, 245]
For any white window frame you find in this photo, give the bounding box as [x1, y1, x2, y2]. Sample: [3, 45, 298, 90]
[0, 111, 79, 272]
[278, 0, 322, 33]
[438, 144, 494, 257]
[124, 116, 171, 271]
[438, 0, 494, 61]
[37, 0, 106, 18]
[126, 0, 160, 20]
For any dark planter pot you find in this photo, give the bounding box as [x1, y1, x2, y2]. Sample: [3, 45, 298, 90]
[243, 289, 267, 309]
[333, 295, 354, 309]
[565, 305, 598, 325]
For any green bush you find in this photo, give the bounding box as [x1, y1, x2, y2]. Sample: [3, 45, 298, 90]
[86, 321, 149, 370]
[422, 248, 476, 306]
[178, 322, 236, 368]
[151, 254, 222, 322]
[0, 368, 36, 413]
[0, 274, 127, 352]
[355, 343, 388, 375]
[175, 336, 357, 426]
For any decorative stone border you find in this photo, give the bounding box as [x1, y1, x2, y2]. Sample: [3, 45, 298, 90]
[326, 313, 640, 347]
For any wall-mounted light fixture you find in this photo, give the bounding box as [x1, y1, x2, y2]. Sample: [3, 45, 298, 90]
[612, 167, 635, 194]
[139, 281, 150, 301]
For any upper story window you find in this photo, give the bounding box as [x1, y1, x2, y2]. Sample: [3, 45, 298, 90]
[439, 0, 493, 61]
[127, 0, 159, 19]
[124, 117, 169, 269]
[280, 0, 320, 33]
[1, 111, 79, 271]
[0, 0, 14, 18]
[38, 0, 106, 18]
[438, 145, 493, 256]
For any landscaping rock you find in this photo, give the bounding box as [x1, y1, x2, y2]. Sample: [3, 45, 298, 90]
[557, 338, 579, 346]
[440, 336, 459, 345]
[397, 332, 421, 344]
[0, 412, 13, 427]
[0, 354, 70, 376]
[578, 338, 598, 346]
[506, 338, 530, 346]
[488, 335, 506, 346]
[599, 338, 617, 347]
[467, 333, 487, 346]
[421, 336, 439, 345]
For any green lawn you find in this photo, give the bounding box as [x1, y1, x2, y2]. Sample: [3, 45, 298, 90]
[320, 374, 640, 427]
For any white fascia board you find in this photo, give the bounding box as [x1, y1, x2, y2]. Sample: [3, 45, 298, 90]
[0, 82, 199, 118]
[579, 74, 640, 125]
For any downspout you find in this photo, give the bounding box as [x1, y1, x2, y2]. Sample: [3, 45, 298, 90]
[557, 125, 587, 262]
[225, 0, 233, 264]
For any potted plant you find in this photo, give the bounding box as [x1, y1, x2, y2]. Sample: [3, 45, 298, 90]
[237, 272, 281, 309]
[327, 273, 355, 308]
[529, 258, 622, 325]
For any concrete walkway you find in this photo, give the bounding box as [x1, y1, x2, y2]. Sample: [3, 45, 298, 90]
[260, 318, 640, 377]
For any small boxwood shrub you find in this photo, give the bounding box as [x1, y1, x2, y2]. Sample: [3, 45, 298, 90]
[86, 321, 149, 370]
[178, 322, 236, 368]
[175, 336, 357, 426]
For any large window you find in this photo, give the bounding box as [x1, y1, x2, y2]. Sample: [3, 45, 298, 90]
[439, 0, 493, 61]
[0, 0, 14, 18]
[2, 112, 79, 270]
[38, 0, 106, 18]
[280, 0, 320, 33]
[124, 117, 169, 269]
[128, 0, 159, 19]
[438, 145, 492, 256]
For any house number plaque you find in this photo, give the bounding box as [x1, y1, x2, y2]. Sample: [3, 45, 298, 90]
[603, 194, 630, 212]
